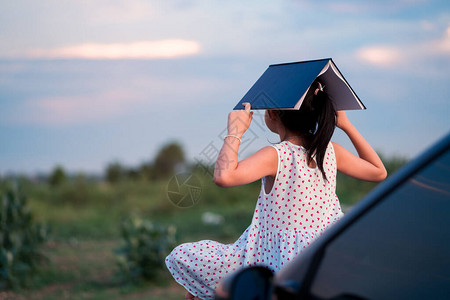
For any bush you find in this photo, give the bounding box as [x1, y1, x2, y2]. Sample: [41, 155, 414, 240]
[115, 216, 176, 282]
[48, 165, 67, 187]
[48, 177, 90, 207]
[0, 183, 49, 290]
[105, 161, 126, 184]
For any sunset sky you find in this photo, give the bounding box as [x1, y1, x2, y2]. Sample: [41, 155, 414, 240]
[1, 0, 449, 175]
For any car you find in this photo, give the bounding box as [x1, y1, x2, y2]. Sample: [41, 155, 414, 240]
[215, 132, 450, 300]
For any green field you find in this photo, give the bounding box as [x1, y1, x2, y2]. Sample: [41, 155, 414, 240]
[1, 157, 406, 299]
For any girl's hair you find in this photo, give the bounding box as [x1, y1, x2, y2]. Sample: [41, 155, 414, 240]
[275, 80, 336, 180]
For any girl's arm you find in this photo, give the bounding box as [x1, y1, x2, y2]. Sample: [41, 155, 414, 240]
[333, 111, 387, 182]
[213, 103, 278, 187]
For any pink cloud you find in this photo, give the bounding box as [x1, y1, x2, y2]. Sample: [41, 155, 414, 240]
[356, 46, 402, 67]
[356, 25, 450, 68]
[24, 39, 201, 60]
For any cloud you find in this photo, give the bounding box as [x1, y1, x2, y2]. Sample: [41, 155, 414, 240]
[5, 67, 231, 126]
[20, 40, 201, 60]
[356, 24, 450, 68]
[23, 90, 146, 125]
[431, 25, 450, 53]
[326, 2, 370, 13]
[356, 46, 402, 67]
[320, 0, 431, 14]
[83, 0, 155, 24]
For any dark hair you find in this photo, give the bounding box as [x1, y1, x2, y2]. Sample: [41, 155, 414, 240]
[275, 80, 336, 180]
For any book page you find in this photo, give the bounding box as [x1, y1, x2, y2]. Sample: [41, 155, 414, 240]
[317, 61, 365, 110]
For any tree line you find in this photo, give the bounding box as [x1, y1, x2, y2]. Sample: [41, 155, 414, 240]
[47, 141, 186, 186]
[46, 141, 409, 187]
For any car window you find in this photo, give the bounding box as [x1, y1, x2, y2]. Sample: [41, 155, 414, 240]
[309, 149, 450, 300]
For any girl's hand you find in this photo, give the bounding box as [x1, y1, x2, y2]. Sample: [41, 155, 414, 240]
[215, 102, 277, 188]
[227, 102, 253, 137]
[336, 111, 351, 131]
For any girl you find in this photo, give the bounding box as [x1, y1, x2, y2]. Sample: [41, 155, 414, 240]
[165, 81, 387, 300]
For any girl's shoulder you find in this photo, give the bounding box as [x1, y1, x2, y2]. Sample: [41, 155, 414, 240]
[270, 140, 288, 150]
[270, 141, 306, 163]
[270, 141, 293, 155]
[270, 141, 335, 160]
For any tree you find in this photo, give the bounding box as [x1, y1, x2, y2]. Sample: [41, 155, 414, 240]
[105, 161, 125, 184]
[382, 154, 409, 176]
[152, 142, 185, 179]
[137, 163, 154, 181]
[48, 165, 67, 187]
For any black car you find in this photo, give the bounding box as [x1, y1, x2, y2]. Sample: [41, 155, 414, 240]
[216, 132, 450, 300]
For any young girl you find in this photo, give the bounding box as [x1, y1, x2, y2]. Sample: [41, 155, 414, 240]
[165, 81, 387, 300]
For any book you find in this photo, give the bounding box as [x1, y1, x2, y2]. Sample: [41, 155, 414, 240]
[233, 58, 366, 111]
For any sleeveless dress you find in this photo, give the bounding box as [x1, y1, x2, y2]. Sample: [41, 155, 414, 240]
[165, 141, 344, 299]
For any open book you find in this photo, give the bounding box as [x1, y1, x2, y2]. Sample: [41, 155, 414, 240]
[233, 58, 366, 111]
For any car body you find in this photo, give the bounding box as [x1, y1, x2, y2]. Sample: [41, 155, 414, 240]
[216, 132, 450, 300]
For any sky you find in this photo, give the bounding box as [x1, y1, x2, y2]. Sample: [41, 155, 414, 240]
[0, 0, 449, 176]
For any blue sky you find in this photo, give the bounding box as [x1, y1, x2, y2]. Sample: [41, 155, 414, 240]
[0, 0, 449, 175]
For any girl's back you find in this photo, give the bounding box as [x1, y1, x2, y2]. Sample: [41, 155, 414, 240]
[165, 140, 343, 300]
[251, 141, 343, 270]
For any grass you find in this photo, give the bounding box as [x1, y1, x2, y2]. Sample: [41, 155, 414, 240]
[24, 174, 260, 241]
[0, 240, 187, 300]
[1, 175, 259, 298]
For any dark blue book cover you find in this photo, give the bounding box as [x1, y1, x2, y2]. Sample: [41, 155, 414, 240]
[233, 58, 366, 111]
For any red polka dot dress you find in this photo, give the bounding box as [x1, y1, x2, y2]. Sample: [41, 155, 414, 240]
[165, 141, 343, 299]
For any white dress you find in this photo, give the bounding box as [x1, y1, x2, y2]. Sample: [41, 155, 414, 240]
[165, 141, 344, 299]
